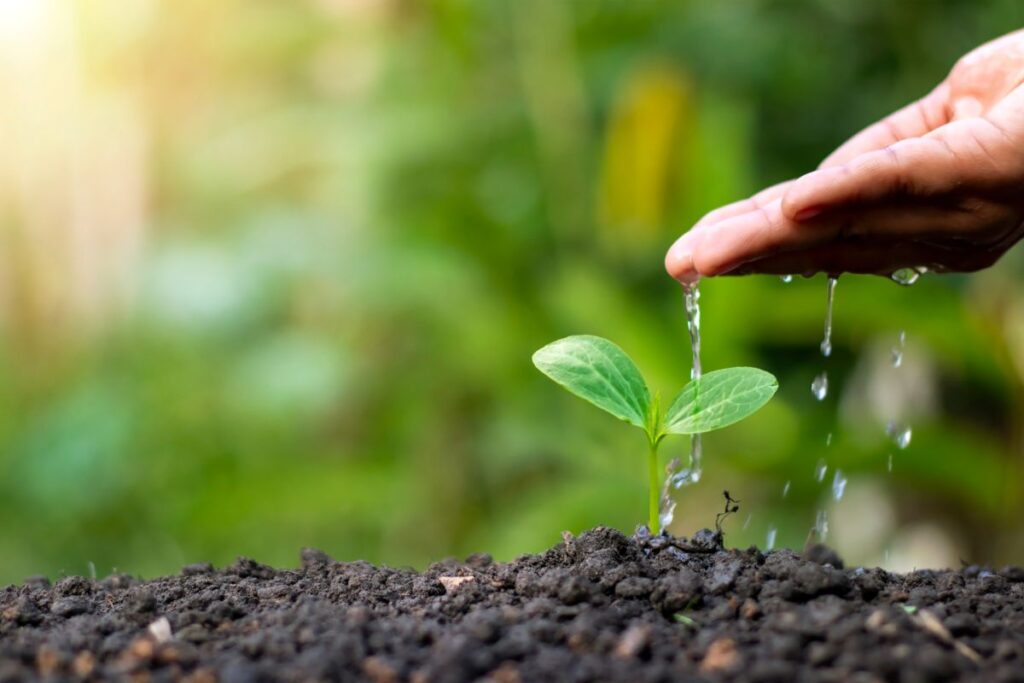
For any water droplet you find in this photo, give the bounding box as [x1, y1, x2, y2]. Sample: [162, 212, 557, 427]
[814, 510, 829, 541]
[886, 421, 912, 449]
[742, 513, 752, 530]
[780, 274, 794, 283]
[831, 470, 847, 501]
[765, 526, 777, 550]
[891, 330, 906, 368]
[820, 277, 837, 357]
[811, 372, 829, 400]
[782, 480, 791, 498]
[891, 267, 920, 286]
[887, 453, 893, 472]
[825, 432, 833, 447]
[814, 459, 828, 483]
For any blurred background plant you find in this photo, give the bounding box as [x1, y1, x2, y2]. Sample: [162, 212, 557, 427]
[1, 0, 1024, 584]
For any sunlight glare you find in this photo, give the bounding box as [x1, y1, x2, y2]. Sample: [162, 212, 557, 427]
[0, 0, 49, 44]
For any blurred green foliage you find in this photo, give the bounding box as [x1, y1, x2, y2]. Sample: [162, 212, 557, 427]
[3, 0, 1024, 584]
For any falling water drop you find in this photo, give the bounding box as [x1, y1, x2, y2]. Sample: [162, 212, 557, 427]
[814, 459, 828, 483]
[780, 274, 794, 283]
[766, 526, 777, 550]
[820, 277, 837, 357]
[742, 514, 753, 530]
[782, 480, 791, 498]
[831, 470, 847, 501]
[814, 510, 829, 541]
[811, 372, 829, 401]
[891, 330, 906, 368]
[825, 432, 833, 447]
[886, 421, 912, 449]
[887, 453, 894, 472]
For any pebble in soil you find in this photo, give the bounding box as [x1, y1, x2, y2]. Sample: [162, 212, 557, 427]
[3, 530, 1024, 682]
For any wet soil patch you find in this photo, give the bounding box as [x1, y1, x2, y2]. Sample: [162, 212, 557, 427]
[3, 527, 1024, 682]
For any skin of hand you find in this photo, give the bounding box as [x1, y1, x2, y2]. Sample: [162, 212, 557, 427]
[665, 29, 1024, 283]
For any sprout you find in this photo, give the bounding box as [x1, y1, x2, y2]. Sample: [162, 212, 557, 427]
[533, 335, 778, 532]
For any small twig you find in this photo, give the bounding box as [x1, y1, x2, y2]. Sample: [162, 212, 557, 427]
[913, 609, 982, 664]
[715, 491, 740, 534]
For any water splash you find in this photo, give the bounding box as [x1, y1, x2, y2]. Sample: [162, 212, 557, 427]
[782, 480, 791, 498]
[891, 266, 928, 286]
[779, 274, 794, 283]
[658, 494, 676, 532]
[659, 284, 703, 529]
[886, 421, 912, 449]
[831, 470, 847, 501]
[820, 277, 837, 357]
[765, 526, 777, 550]
[811, 372, 829, 401]
[814, 459, 828, 483]
[891, 330, 906, 368]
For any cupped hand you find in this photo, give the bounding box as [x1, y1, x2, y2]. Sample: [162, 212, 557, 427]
[666, 29, 1024, 282]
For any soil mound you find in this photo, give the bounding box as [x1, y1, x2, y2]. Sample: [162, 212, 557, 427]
[3, 527, 1023, 682]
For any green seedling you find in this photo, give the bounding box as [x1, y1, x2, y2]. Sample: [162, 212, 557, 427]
[532, 335, 778, 532]
[673, 612, 697, 627]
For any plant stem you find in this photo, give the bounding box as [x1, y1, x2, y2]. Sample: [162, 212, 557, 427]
[647, 439, 659, 533]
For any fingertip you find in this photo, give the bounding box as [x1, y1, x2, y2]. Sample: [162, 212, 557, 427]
[690, 225, 738, 277]
[665, 231, 703, 284]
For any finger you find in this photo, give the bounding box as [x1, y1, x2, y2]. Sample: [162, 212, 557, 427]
[667, 180, 796, 282]
[820, 85, 950, 167]
[781, 134, 971, 221]
[692, 200, 980, 277]
[690, 198, 808, 276]
[693, 179, 795, 228]
[721, 239, 995, 277]
[665, 227, 705, 284]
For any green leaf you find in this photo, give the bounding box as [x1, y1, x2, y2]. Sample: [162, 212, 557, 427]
[532, 335, 650, 430]
[663, 367, 777, 435]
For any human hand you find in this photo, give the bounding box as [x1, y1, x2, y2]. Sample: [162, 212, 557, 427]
[665, 29, 1024, 283]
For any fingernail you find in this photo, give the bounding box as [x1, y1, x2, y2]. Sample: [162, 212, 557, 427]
[665, 231, 702, 284]
[794, 206, 823, 222]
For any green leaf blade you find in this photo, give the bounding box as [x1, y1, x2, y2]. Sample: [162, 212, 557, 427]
[532, 335, 651, 430]
[664, 367, 778, 435]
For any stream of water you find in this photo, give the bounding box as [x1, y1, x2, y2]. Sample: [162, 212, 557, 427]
[810, 277, 838, 401]
[658, 284, 704, 531]
[662, 270, 919, 540]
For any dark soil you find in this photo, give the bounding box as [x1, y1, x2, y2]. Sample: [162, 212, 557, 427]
[3, 526, 1024, 683]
